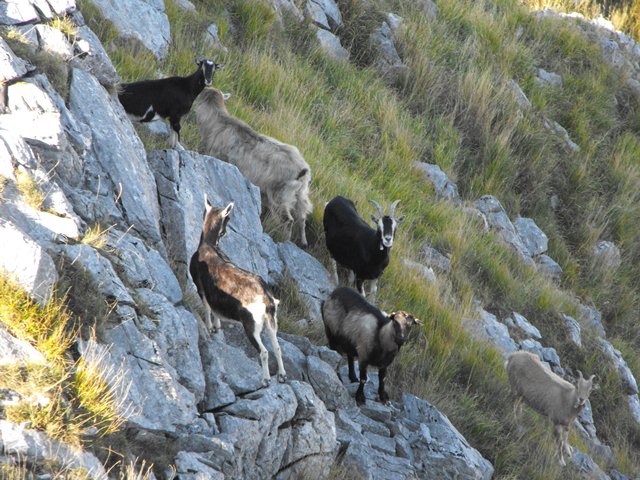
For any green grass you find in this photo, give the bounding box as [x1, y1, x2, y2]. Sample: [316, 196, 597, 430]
[0, 275, 126, 449]
[72, 0, 640, 477]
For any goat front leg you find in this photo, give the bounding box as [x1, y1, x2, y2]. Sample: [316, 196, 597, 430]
[369, 279, 378, 303]
[355, 361, 368, 405]
[356, 277, 365, 297]
[554, 424, 567, 467]
[265, 313, 287, 383]
[169, 118, 184, 150]
[347, 355, 358, 383]
[378, 367, 389, 404]
[562, 426, 573, 460]
[247, 323, 271, 387]
[298, 217, 308, 249]
[330, 259, 339, 285]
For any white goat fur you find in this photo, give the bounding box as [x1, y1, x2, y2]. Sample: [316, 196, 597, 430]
[195, 88, 312, 246]
[506, 351, 595, 466]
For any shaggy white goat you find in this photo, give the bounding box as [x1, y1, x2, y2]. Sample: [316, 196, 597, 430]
[505, 351, 596, 466]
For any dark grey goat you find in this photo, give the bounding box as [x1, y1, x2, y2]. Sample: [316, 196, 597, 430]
[118, 56, 224, 149]
[322, 287, 421, 405]
[323, 196, 404, 301]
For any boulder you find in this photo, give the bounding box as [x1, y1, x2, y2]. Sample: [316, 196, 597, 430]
[598, 339, 638, 395]
[543, 118, 580, 153]
[414, 162, 460, 203]
[306, 355, 352, 411]
[519, 339, 562, 371]
[513, 217, 548, 257]
[418, 244, 451, 272]
[474, 195, 533, 266]
[89, 0, 170, 60]
[0, 420, 108, 479]
[592, 240, 621, 271]
[417, 0, 438, 20]
[535, 68, 563, 88]
[627, 394, 640, 425]
[305, 0, 342, 31]
[569, 449, 610, 480]
[561, 313, 582, 348]
[268, 0, 304, 22]
[173, 451, 224, 480]
[0, 218, 58, 305]
[462, 309, 517, 358]
[504, 312, 542, 341]
[536, 254, 563, 283]
[204, 23, 228, 54]
[277, 242, 333, 321]
[509, 79, 532, 110]
[34, 24, 74, 59]
[148, 149, 283, 287]
[577, 303, 606, 338]
[370, 21, 408, 81]
[71, 24, 120, 86]
[315, 28, 349, 61]
[403, 258, 436, 283]
[0, 37, 32, 84]
[0, 323, 46, 365]
[0, 1, 39, 25]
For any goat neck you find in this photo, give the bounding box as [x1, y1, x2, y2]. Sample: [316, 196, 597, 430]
[201, 200, 234, 247]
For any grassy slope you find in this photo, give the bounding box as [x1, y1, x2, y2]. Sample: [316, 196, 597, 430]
[77, 0, 640, 478]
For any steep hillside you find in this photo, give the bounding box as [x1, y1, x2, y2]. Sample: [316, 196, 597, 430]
[2, 0, 640, 478]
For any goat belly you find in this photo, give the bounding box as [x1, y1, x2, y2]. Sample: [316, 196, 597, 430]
[327, 333, 358, 358]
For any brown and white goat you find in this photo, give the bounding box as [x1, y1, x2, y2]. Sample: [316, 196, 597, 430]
[189, 196, 286, 386]
[194, 88, 312, 247]
[506, 351, 596, 466]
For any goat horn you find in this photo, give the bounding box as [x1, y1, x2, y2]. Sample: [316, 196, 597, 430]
[369, 199, 384, 218]
[389, 200, 401, 218]
[577, 370, 584, 380]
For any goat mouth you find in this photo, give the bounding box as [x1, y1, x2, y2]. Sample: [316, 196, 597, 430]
[204, 79, 213, 86]
[382, 239, 393, 248]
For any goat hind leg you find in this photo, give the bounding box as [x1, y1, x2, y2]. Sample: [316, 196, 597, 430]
[369, 279, 378, 303]
[247, 323, 271, 387]
[355, 361, 368, 405]
[330, 259, 339, 285]
[562, 426, 573, 459]
[265, 314, 287, 383]
[554, 424, 566, 467]
[347, 355, 358, 383]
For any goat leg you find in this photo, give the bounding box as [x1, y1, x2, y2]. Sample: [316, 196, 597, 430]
[330, 259, 339, 285]
[265, 313, 287, 383]
[347, 355, 358, 383]
[562, 427, 573, 459]
[369, 279, 378, 303]
[378, 367, 389, 404]
[554, 424, 566, 467]
[356, 277, 365, 297]
[355, 361, 368, 405]
[298, 218, 308, 249]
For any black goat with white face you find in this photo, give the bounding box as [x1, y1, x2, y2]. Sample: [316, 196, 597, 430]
[118, 56, 224, 149]
[322, 287, 421, 405]
[323, 196, 404, 301]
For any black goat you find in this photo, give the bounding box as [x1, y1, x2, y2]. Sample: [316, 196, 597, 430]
[323, 196, 404, 300]
[189, 195, 287, 386]
[322, 287, 421, 404]
[118, 56, 224, 149]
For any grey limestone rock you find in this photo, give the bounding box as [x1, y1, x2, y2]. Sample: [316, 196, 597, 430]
[418, 244, 451, 272]
[627, 394, 640, 425]
[69, 68, 163, 248]
[0, 323, 46, 365]
[277, 241, 333, 321]
[0, 218, 58, 305]
[71, 24, 120, 86]
[34, 24, 74, 59]
[505, 312, 542, 341]
[414, 162, 461, 203]
[514, 216, 548, 257]
[569, 449, 610, 480]
[599, 338, 638, 395]
[148, 149, 283, 288]
[578, 303, 606, 338]
[306, 0, 342, 30]
[536, 68, 563, 88]
[0, 1, 39, 25]
[402, 258, 436, 283]
[509, 79, 532, 110]
[462, 308, 517, 358]
[417, 0, 438, 20]
[0, 37, 31, 83]
[536, 254, 563, 283]
[315, 28, 349, 61]
[370, 21, 408, 81]
[0, 420, 108, 479]
[307, 355, 352, 411]
[89, 0, 170, 60]
[474, 195, 534, 266]
[593, 240, 621, 271]
[544, 117, 580, 153]
[173, 451, 224, 480]
[104, 229, 182, 304]
[561, 313, 582, 348]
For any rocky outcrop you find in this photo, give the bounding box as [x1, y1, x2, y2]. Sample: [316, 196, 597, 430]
[414, 162, 461, 203]
[89, 0, 170, 60]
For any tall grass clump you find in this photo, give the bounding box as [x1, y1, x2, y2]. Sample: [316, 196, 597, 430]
[0, 274, 127, 448]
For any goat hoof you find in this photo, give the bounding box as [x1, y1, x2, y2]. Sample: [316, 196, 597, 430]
[559, 458, 566, 467]
[278, 373, 287, 383]
[379, 393, 389, 404]
[355, 394, 366, 405]
[349, 375, 358, 383]
[261, 378, 271, 388]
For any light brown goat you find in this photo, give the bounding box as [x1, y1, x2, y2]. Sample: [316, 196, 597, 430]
[506, 351, 595, 466]
[195, 88, 312, 247]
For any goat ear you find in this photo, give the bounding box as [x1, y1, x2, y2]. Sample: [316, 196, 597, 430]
[204, 193, 213, 211]
[413, 316, 423, 325]
[222, 92, 232, 101]
[222, 202, 234, 217]
[195, 57, 202, 66]
[396, 215, 406, 224]
[216, 62, 226, 70]
[577, 370, 584, 381]
[370, 214, 379, 224]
